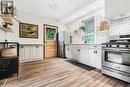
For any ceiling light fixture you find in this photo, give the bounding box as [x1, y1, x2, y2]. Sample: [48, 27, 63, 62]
[92, 6, 96, 9]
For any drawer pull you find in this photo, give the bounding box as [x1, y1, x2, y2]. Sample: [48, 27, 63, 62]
[78, 49, 80, 52]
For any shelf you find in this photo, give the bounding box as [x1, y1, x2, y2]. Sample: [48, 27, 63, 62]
[0, 14, 14, 17]
[96, 30, 109, 34]
[2, 17, 13, 24]
[0, 57, 18, 60]
[0, 27, 13, 32]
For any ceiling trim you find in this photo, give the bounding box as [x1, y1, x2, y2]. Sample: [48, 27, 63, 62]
[60, 0, 96, 20]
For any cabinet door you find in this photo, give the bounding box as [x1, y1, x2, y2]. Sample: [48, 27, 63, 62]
[88, 48, 96, 67]
[35, 46, 42, 59]
[65, 45, 73, 58]
[76, 47, 81, 60]
[24, 46, 30, 60]
[19, 46, 25, 61]
[65, 45, 69, 58]
[69, 45, 74, 58]
[80, 48, 89, 65]
[95, 50, 102, 69]
[71, 46, 77, 60]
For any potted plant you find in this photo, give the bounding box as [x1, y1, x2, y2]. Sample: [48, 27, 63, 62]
[79, 26, 86, 32]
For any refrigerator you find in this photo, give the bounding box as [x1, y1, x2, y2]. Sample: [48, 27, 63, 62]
[58, 31, 71, 58]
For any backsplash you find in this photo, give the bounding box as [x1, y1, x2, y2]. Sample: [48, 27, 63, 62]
[110, 15, 130, 36]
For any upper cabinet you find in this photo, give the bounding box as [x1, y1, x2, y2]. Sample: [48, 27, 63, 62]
[105, 0, 130, 19]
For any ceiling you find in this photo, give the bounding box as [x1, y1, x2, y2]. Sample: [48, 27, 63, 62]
[15, 0, 95, 20]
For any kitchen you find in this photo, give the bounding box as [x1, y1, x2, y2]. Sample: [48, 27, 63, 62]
[0, 0, 130, 86]
[64, 0, 130, 84]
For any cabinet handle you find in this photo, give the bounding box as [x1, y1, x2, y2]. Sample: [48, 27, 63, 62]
[78, 49, 80, 52]
[94, 51, 97, 54]
[95, 51, 97, 54]
[21, 46, 24, 48]
[36, 45, 39, 48]
[94, 46, 97, 47]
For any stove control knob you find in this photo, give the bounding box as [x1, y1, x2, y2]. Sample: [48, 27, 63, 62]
[126, 45, 129, 48]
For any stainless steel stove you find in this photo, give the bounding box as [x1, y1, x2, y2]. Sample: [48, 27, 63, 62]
[102, 35, 130, 83]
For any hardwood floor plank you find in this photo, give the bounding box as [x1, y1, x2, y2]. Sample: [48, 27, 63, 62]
[3, 58, 129, 87]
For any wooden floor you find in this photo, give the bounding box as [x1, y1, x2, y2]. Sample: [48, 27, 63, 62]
[4, 58, 130, 87]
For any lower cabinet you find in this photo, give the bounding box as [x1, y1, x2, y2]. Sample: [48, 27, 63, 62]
[65, 45, 73, 58]
[89, 48, 96, 67]
[88, 48, 102, 69]
[79, 48, 90, 65]
[65, 45, 80, 60]
[95, 49, 102, 69]
[19, 45, 43, 62]
[72, 46, 80, 60]
[65, 45, 70, 58]
[65, 45, 102, 69]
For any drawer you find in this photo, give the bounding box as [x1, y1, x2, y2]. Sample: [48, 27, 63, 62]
[89, 45, 102, 49]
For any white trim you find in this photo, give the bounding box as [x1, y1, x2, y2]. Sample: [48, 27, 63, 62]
[20, 58, 44, 63]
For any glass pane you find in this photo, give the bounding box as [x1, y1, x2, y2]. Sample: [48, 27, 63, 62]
[84, 17, 95, 33]
[85, 35, 94, 44]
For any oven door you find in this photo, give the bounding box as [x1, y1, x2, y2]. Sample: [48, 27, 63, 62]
[102, 48, 130, 73]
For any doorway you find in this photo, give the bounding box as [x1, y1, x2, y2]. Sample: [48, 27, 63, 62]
[44, 24, 58, 60]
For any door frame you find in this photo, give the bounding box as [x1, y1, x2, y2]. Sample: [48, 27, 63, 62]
[43, 24, 58, 59]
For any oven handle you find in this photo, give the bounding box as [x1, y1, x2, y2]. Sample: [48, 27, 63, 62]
[103, 48, 130, 53]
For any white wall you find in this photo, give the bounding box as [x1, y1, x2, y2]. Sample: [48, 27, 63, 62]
[0, 9, 66, 44]
[66, 8, 105, 33]
[105, 0, 130, 19]
[66, 8, 110, 44]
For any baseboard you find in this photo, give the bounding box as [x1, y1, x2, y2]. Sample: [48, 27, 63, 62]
[20, 58, 44, 63]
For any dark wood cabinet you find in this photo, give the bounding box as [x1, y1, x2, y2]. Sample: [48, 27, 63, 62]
[0, 42, 19, 79]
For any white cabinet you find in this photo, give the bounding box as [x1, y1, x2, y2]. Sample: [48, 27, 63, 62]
[65, 45, 69, 58]
[19, 45, 43, 62]
[80, 47, 102, 69]
[72, 46, 80, 60]
[105, 0, 130, 19]
[66, 45, 80, 60]
[65, 45, 102, 69]
[95, 49, 102, 69]
[88, 46, 102, 69]
[88, 48, 96, 67]
[79, 48, 90, 65]
[23, 46, 31, 60]
[65, 45, 73, 58]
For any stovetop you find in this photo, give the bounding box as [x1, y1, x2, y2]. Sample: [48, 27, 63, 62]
[102, 39, 130, 48]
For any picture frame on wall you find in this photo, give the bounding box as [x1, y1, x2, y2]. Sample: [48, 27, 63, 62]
[1, 0, 15, 15]
[44, 24, 58, 41]
[19, 23, 38, 38]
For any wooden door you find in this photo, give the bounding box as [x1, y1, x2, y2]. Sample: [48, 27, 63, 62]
[44, 24, 58, 59]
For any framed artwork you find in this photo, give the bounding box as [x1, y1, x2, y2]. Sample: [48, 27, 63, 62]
[1, 0, 14, 14]
[85, 35, 94, 44]
[19, 23, 38, 38]
[44, 24, 58, 41]
[84, 17, 95, 33]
